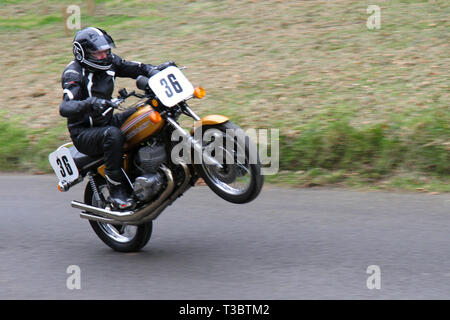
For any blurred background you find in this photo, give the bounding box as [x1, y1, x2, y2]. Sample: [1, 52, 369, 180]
[0, 0, 448, 191]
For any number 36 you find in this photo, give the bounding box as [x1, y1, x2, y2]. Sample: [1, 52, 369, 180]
[160, 73, 183, 98]
[56, 156, 73, 177]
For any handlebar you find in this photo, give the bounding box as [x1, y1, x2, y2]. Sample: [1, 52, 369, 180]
[102, 85, 150, 117]
[102, 62, 187, 117]
[136, 75, 149, 91]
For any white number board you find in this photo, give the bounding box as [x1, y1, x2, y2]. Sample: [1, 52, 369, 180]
[48, 147, 79, 183]
[148, 66, 194, 107]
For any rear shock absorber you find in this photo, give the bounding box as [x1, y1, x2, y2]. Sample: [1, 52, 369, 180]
[88, 173, 103, 207]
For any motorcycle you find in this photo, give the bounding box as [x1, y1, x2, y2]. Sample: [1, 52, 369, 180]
[49, 65, 264, 252]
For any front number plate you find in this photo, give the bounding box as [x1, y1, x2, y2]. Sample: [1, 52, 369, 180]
[148, 66, 194, 107]
[48, 147, 79, 183]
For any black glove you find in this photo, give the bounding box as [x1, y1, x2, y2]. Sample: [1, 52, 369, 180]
[148, 68, 160, 78]
[141, 64, 160, 78]
[86, 97, 117, 116]
[156, 61, 177, 70]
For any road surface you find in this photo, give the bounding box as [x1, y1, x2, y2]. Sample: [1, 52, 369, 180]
[0, 174, 449, 299]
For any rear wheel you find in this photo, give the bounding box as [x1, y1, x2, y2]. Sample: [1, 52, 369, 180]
[84, 176, 153, 252]
[193, 121, 264, 204]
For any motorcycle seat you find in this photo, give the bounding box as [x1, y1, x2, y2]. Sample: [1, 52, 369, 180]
[67, 145, 104, 173]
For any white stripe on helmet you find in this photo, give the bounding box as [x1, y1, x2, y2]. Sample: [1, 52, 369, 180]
[82, 58, 112, 71]
[89, 27, 104, 36]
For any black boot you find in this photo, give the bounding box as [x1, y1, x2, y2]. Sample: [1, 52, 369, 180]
[105, 174, 135, 210]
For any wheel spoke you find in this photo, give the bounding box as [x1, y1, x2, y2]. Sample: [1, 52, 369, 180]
[99, 223, 138, 243]
[201, 130, 253, 195]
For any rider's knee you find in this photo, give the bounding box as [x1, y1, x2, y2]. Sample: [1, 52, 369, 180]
[103, 126, 124, 145]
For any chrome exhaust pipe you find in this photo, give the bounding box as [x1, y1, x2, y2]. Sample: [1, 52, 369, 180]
[72, 164, 176, 223]
[136, 162, 192, 224]
[79, 212, 123, 225]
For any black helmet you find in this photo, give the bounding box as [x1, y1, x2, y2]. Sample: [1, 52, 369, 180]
[73, 27, 116, 71]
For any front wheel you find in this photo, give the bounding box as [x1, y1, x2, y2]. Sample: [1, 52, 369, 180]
[193, 121, 264, 204]
[84, 175, 153, 252]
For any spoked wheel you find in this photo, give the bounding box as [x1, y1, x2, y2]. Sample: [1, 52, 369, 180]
[84, 175, 153, 252]
[193, 121, 264, 204]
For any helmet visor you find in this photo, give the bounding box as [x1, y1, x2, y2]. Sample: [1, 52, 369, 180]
[86, 48, 111, 60]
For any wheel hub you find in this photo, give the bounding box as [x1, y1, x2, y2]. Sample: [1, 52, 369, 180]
[210, 163, 237, 184]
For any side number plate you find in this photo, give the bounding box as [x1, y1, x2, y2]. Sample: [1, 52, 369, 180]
[48, 147, 79, 183]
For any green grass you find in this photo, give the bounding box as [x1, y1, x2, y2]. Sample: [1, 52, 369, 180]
[265, 169, 450, 193]
[0, 115, 31, 170]
[0, 15, 62, 30]
[0, 116, 68, 172]
[279, 108, 449, 174]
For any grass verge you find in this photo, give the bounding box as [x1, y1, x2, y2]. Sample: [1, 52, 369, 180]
[279, 108, 449, 176]
[0, 115, 68, 173]
[1, 111, 447, 193]
[265, 170, 450, 193]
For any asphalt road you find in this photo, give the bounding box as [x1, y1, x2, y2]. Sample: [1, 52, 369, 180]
[0, 174, 449, 299]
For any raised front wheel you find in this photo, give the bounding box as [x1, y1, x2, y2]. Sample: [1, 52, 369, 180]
[193, 121, 264, 204]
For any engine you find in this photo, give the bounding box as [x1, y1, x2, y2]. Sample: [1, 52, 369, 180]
[133, 141, 167, 202]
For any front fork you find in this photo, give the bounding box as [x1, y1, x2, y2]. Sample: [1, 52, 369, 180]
[165, 115, 224, 169]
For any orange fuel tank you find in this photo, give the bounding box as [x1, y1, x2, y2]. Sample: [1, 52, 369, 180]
[120, 105, 164, 150]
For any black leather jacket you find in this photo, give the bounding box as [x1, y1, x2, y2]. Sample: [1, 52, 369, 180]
[60, 55, 157, 136]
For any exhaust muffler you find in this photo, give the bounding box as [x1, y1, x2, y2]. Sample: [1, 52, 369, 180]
[72, 164, 185, 224]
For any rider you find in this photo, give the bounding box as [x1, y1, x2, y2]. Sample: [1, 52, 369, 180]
[59, 27, 171, 210]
